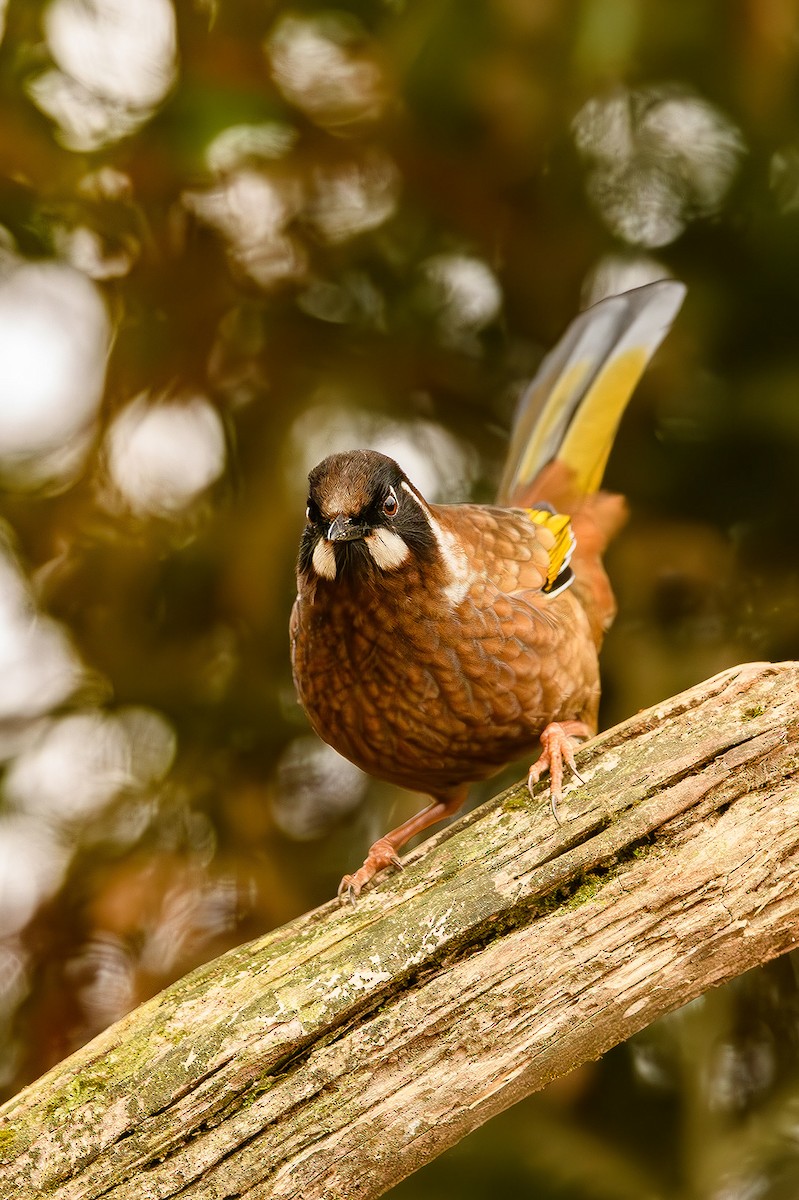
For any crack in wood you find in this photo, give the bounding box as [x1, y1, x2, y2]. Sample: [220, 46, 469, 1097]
[2, 663, 799, 1200]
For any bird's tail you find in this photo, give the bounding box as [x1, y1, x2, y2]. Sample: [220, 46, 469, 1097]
[498, 279, 686, 510]
[498, 278, 685, 639]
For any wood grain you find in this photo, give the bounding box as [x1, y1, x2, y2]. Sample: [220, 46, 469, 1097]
[1, 661, 798, 1199]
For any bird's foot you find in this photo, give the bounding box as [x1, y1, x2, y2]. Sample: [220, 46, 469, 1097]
[527, 720, 591, 824]
[337, 837, 403, 906]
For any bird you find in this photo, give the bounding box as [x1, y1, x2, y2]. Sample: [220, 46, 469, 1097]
[290, 279, 686, 901]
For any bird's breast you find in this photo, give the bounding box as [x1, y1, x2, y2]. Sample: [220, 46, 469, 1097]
[291, 568, 598, 792]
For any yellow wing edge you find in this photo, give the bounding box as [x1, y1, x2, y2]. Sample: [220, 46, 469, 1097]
[526, 508, 575, 594]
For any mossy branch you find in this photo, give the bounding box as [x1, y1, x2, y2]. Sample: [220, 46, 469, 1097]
[2, 662, 799, 1199]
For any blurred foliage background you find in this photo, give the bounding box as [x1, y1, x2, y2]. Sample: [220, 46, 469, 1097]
[1, 0, 799, 1196]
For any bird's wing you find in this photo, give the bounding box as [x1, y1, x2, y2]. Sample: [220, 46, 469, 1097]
[439, 503, 576, 599]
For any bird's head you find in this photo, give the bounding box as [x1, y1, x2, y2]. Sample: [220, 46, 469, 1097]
[298, 450, 436, 583]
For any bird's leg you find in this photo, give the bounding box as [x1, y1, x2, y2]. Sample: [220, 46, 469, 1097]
[338, 788, 467, 904]
[527, 720, 592, 824]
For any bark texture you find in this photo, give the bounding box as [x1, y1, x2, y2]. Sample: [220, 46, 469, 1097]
[1, 661, 799, 1200]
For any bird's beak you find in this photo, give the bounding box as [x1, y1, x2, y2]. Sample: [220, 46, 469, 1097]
[327, 515, 368, 542]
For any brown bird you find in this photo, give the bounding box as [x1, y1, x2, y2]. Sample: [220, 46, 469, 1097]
[290, 280, 685, 900]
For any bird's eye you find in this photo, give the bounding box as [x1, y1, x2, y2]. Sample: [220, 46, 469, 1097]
[383, 488, 398, 517]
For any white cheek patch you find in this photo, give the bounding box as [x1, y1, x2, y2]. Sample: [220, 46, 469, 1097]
[312, 538, 337, 580]
[366, 527, 410, 571]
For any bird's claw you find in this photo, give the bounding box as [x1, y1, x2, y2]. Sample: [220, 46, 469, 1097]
[337, 837, 404, 905]
[527, 722, 588, 824]
[337, 876, 359, 907]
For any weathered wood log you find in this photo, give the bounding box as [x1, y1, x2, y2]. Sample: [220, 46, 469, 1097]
[1, 661, 798, 1200]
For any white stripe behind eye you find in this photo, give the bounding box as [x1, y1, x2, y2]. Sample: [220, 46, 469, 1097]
[399, 479, 473, 604]
[400, 479, 428, 511]
[432, 521, 473, 605]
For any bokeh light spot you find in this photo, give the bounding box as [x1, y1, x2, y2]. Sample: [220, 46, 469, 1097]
[419, 253, 503, 345]
[0, 260, 110, 489]
[573, 85, 745, 247]
[0, 542, 84, 723]
[205, 122, 298, 173]
[0, 815, 70, 938]
[273, 737, 367, 840]
[5, 708, 176, 823]
[31, 0, 177, 150]
[266, 11, 387, 130]
[184, 170, 306, 288]
[104, 394, 227, 516]
[307, 151, 399, 243]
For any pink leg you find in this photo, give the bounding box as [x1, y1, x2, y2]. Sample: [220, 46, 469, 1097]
[338, 789, 467, 904]
[527, 720, 592, 824]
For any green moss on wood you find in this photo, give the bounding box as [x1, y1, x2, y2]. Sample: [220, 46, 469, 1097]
[502, 790, 530, 812]
[563, 873, 606, 910]
[47, 1067, 113, 1124]
[0, 1127, 18, 1162]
